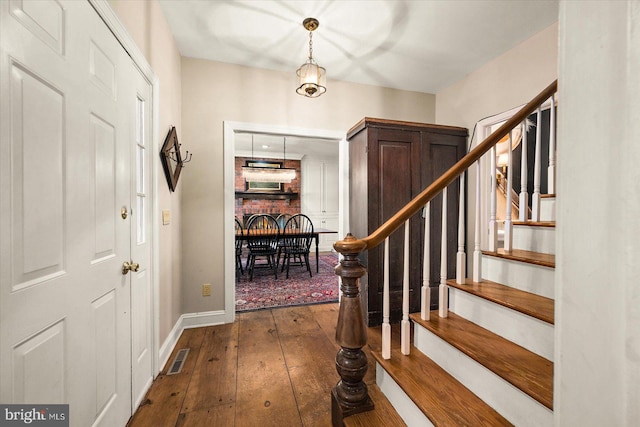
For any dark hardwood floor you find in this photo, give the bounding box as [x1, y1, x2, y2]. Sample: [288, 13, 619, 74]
[127, 303, 374, 427]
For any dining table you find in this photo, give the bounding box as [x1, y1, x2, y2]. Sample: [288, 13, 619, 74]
[236, 227, 338, 273]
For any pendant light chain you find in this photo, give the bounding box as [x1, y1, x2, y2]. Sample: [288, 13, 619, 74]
[296, 17, 326, 97]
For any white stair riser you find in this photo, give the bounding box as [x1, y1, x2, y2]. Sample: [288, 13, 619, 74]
[540, 197, 555, 222]
[482, 256, 555, 299]
[376, 364, 434, 427]
[413, 326, 553, 427]
[449, 288, 554, 361]
[513, 225, 555, 255]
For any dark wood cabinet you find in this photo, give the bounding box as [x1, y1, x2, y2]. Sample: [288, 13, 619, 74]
[347, 118, 468, 326]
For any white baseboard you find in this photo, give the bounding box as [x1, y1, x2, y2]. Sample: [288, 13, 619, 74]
[158, 309, 233, 373]
[158, 317, 185, 373]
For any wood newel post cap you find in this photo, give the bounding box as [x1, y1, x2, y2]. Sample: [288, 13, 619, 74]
[333, 233, 367, 255]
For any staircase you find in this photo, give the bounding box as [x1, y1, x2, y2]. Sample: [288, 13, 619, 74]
[370, 199, 556, 426]
[343, 196, 556, 426]
[332, 82, 558, 427]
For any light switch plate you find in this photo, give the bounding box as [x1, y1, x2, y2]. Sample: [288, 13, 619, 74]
[202, 284, 211, 297]
[162, 209, 170, 225]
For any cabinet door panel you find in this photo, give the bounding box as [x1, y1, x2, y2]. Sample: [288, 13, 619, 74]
[347, 120, 467, 326]
[368, 129, 422, 323]
[323, 162, 339, 214]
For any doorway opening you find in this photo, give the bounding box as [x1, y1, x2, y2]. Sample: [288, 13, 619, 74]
[224, 122, 347, 319]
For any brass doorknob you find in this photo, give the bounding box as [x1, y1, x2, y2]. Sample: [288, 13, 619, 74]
[122, 261, 140, 275]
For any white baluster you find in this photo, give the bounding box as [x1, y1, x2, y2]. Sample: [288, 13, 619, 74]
[548, 94, 556, 195]
[456, 173, 466, 284]
[382, 237, 391, 360]
[401, 220, 410, 355]
[421, 203, 431, 320]
[473, 160, 482, 283]
[532, 107, 542, 221]
[439, 188, 449, 318]
[489, 146, 498, 251]
[519, 120, 529, 221]
[504, 130, 513, 252]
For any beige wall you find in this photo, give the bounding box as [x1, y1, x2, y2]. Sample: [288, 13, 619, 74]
[181, 58, 436, 313]
[436, 22, 558, 133]
[109, 0, 183, 345]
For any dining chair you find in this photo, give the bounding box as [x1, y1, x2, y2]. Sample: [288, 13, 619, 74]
[275, 213, 295, 267]
[246, 214, 280, 281]
[275, 213, 291, 229]
[235, 217, 244, 275]
[280, 214, 314, 278]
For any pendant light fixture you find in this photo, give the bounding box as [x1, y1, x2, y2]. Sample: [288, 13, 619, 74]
[242, 136, 296, 184]
[296, 17, 326, 98]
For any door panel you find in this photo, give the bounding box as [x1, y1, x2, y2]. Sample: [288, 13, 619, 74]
[1, 2, 153, 426]
[9, 61, 65, 290]
[91, 114, 118, 262]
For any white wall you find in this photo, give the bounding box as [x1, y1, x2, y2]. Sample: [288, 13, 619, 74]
[109, 0, 183, 345]
[181, 57, 436, 313]
[555, 1, 640, 425]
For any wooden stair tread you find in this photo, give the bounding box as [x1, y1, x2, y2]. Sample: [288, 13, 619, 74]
[447, 278, 554, 324]
[513, 220, 555, 227]
[343, 384, 407, 427]
[371, 343, 513, 426]
[411, 311, 553, 410]
[483, 248, 555, 268]
[540, 193, 556, 198]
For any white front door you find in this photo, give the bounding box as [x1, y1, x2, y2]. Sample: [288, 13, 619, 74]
[0, 1, 154, 425]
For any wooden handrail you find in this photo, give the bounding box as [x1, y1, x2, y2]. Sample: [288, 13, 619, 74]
[330, 80, 557, 426]
[334, 80, 558, 254]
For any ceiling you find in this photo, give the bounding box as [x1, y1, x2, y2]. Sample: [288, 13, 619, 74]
[233, 132, 339, 160]
[158, 0, 558, 157]
[158, 0, 558, 94]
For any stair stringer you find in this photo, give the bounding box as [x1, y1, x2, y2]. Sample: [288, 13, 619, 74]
[413, 325, 553, 427]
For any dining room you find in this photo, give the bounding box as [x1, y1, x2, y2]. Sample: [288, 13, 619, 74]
[233, 131, 342, 312]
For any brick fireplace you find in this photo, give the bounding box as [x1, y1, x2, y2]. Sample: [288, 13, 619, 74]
[234, 156, 301, 226]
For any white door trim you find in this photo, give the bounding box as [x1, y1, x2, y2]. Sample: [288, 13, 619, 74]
[223, 121, 346, 323]
[89, 0, 160, 378]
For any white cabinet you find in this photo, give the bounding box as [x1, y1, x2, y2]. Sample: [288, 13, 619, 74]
[301, 158, 339, 252]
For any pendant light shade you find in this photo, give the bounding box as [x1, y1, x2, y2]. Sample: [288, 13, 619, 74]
[241, 136, 296, 184]
[241, 166, 296, 183]
[296, 18, 326, 98]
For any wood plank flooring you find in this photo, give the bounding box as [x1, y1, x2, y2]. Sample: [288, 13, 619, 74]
[128, 303, 349, 427]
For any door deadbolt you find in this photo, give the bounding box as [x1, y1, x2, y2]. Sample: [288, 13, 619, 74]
[122, 261, 140, 275]
[121, 207, 128, 220]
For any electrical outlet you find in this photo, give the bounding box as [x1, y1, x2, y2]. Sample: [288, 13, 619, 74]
[202, 283, 211, 297]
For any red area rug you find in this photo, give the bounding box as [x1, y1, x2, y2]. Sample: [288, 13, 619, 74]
[235, 252, 340, 312]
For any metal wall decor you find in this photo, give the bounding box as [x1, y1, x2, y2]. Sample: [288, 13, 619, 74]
[160, 126, 191, 192]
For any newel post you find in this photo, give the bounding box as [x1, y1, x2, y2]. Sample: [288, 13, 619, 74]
[331, 233, 374, 426]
